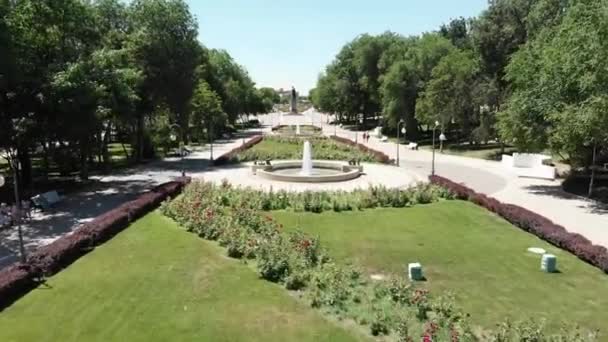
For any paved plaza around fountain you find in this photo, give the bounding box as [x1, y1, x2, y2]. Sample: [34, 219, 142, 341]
[202, 161, 422, 191]
[2, 109, 608, 269]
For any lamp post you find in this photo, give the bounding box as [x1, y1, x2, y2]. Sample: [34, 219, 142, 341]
[432, 121, 439, 176]
[170, 123, 185, 177]
[1, 162, 26, 263]
[397, 119, 406, 167]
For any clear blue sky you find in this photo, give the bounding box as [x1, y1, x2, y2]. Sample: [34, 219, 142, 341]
[187, 0, 489, 95]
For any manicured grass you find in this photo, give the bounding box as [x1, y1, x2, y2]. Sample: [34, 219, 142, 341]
[272, 201, 608, 331]
[234, 136, 379, 163]
[0, 212, 366, 342]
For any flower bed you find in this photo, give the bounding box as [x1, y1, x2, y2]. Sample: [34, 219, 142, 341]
[212, 135, 263, 166]
[429, 175, 608, 274]
[0, 178, 190, 311]
[160, 180, 594, 340]
[329, 135, 392, 164]
[216, 135, 387, 165]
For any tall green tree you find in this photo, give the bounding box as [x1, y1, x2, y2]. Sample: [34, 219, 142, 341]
[416, 49, 478, 135]
[500, 0, 608, 195]
[190, 80, 227, 142]
[129, 0, 200, 157]
[381, 34, 454, 140]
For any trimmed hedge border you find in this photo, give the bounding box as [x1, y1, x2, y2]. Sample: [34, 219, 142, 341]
[429, 175, 608, 274]
[0, 177, 191, 311]
[329, 135, 392, 164]
[212, 135, 264, 166]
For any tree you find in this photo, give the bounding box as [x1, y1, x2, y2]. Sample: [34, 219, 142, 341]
[439, 17, 473, 50]
[380, 34, 454, 140]
[129, 0, 200, 158]
[416, 49, 478, 136]
[190, 80, 227, 142]
[4, 0, 99, 184]
[500, 0, 608, 195]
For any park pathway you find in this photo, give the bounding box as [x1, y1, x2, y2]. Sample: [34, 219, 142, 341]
[262, 110, 608, 249]
[0, 128, 265, 269]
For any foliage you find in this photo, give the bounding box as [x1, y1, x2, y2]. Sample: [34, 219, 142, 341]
[416, 49, 478, 135]
[163, 180, 598, 339]
[190, 80, 227, 142]
[499, 0, 608, 174]
[0, 0, 266, 186]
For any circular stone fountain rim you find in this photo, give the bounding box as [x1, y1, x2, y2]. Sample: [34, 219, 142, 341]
[254, 160, 362, 183]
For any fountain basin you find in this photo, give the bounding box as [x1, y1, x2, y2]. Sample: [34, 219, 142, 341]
[252, 161, 363, 183]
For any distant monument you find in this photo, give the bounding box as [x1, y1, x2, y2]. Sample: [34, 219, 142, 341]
[290, 86, 298, 114]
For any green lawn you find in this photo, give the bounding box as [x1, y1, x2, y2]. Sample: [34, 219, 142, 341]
[233, 136, 380, 163]
[272, 201, 608, 331]
[0, 213, 366, 342]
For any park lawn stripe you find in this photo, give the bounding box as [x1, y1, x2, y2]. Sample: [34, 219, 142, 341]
[0, 212, 367, 342]
[272, 200, 608, 331]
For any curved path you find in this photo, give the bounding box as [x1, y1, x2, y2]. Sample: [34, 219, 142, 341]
[260, 110, 608, 249]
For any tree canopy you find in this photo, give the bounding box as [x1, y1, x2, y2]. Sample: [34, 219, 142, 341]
[0, 0, 271, 187]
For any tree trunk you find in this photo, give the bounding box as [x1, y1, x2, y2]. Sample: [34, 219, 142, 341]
[17, 148, 32, 196]
[588, 143, 597, 198]
[136, 113, 144, 162]
[79, 138, 90, 181]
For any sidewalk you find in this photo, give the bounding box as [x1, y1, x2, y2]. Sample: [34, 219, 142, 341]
[0, 128, 265, 269]
[270, 111, 608, 249]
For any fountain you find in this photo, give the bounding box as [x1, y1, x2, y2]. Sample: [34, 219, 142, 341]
[251, 140, 363, 183]
[300, 141, 313, 175]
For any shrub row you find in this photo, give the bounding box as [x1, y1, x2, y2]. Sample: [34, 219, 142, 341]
[162, 180, 598, 340]
[429, 175, 608, 274]
[212, 135, 263, 166]
[329, 135, 392, 164]
[161, 180, 473, 338]
[0, 178, 190, 311]
[183, 180, 451, 213]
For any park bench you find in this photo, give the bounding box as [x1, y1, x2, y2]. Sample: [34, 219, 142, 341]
[407, 142, 418, 150]
[31, 190, 65, 211]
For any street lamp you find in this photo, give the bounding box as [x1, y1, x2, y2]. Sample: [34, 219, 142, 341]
[1, 162, 26, 263]
[397, 119, 406, 167]
[170, 123, 186, 177]
[432, 121, 439, 176]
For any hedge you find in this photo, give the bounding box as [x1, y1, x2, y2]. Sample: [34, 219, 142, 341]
[0, 177, 190, 311]
[329, 135, 392, 164]
[429, 175, 608, 274]
[212, 135, 263, 166]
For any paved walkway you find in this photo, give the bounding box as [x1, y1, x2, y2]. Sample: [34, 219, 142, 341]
[0, 129, 263, 269]
[265, 110, 608, 248]
[2, 111, 607, 269]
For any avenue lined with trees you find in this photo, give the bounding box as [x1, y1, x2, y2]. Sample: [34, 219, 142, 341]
[311, 0, 608, 197]
[0, 0, 278, 192]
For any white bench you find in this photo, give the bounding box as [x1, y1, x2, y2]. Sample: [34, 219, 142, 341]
[32, 190, 65, 211]
[407, 142, 418, 150]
